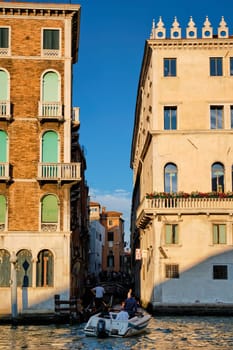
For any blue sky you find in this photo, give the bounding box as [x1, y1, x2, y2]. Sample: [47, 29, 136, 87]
[73, 0, 233, 242]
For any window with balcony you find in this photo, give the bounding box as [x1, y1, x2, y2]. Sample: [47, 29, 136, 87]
[0, 249, 10, 287]
[165, 224, 178, 244]
[210, 106, 223, 129]
[210, 57, 223, 76]
[36, 249, 54, 287]
[164, 106, 177, 130]
[0, 27, 9, 55]
[213, 265, 228, 279]
[42, 29, 60, 57]
[164, 58, 176, 76]
[165, 264, 179, 278]
[16, 250, 32, 287]
[213, 223, 226, 244]
[164, 163, 177, 193]
[0, 130, 8, 179]
[0, 70, 10, 117]
[211, 162, 224, 192]
[41, 194, 59, 231]
[40, 130, 58, 179]
[40, 71, 61, 118]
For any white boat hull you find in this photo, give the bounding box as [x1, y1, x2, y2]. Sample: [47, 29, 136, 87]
[84, 310, 151, 338]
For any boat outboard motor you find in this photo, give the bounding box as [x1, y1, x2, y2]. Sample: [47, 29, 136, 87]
[96, 319, 108, 338]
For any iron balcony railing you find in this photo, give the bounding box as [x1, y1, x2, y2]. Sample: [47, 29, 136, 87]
[38, 163, 81, 181]
[136, 196, 233, 228]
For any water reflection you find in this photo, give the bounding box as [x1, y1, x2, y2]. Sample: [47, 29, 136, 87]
[0, 316, 233, 349]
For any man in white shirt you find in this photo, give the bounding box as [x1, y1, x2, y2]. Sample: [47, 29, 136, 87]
[91, 285, 105, 309]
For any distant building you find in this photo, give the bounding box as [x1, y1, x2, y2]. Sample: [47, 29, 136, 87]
[100, 207, 125, 273]
[0, 2, 89, 314]
[131, 16, 233, 310]
[88, 202, 105, 278]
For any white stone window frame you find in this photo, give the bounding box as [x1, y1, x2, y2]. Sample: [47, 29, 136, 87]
[41, 27, 61, 58]
[0, 26, 11, 57]
[39, 192, 60, 232]
[164, 223, 180, 246]
[39, 69, 62, 118]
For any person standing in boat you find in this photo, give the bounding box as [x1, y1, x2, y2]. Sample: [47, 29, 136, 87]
[91, 284, 105, 310]
[124, 291, 137, 318]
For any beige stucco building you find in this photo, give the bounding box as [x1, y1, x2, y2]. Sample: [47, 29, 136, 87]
[130, 16, 233, 310]
[0, 2, 89, 315]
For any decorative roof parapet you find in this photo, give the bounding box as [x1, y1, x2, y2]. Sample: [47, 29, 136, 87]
[150, 16, 230, 40]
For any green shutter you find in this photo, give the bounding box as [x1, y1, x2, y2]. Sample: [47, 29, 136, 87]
[0, 131, 7, 162]
[0, 71, 7, 100]
[213, 224, 218, 244]
[42, 131, 58, 163]
[42, 72, 59, 102]
[165, 225, 172, 244]
[42, 195, 58, 223]
[219, 224, 226, 244]
[0, 28, 9, 48]
[0, 195, 6, 223]
[174, 224, 178, 244]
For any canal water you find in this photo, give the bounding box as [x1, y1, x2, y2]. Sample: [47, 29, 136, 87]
[0, 316, 233, 349]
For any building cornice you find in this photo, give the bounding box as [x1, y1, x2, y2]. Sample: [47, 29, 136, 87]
[0, 2, 81, 15]
[147, 38, 233, 50]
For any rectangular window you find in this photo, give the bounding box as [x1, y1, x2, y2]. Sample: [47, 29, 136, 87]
[164, 106, 177, 130]
[164, 58, 176, 77]
[213, 224, 226, 244]
[165, 264, 179, 278]
[165, 224, 178, 244]
[0, 27, 9, 48]
[230, 58, 233, 75]
[210, 106, 223, 129]
[108, 231, 114, 241]
[210, 57, 223, 76]
[43, 29, 59, 50]
[213, 265, 228, 279]
[231, 106, 233, 128]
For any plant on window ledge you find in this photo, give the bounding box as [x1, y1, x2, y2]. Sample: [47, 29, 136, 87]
[145, 191, 233, 199]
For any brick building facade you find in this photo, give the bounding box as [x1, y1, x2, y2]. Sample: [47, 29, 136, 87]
[0, 2, 89, 315]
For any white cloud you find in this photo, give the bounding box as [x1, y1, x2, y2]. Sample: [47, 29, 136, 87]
[89, 188, 131, 244]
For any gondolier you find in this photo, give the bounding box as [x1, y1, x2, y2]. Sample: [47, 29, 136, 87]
[91, 285, 105, 309]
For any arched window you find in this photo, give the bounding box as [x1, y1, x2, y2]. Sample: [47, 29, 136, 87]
[16, 250, 32, 287]
[0, 70, 9, 117]
[41, 71, 60, 117]
[0, 195, 6, 230]
[164, 163, 177, 193]
[41, 194, 59, 232]
[0, 130, 8, 177]
[36, 250, 54, 287]
[41, 194, 58, 223]
[41, 131, 58, 178]
[42, 131, 58, 163]
[0, 249, 10, 287]
[212, 162, 224, 192]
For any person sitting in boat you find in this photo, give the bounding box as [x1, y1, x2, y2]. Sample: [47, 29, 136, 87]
[124, 292, 137, 318]
[115, 302, 129, 321]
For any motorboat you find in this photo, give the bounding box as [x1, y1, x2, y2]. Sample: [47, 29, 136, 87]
[84, 309, 151, 338]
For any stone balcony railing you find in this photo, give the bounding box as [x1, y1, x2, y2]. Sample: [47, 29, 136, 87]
[0, 101, 11, 120]
[136, 196, 233, 228]
[0, 163, 10, 181]
[38, 101, 63, 120]
[38, 163, 81, 182]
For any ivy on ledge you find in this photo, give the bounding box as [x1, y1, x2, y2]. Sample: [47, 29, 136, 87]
[146, 191, 233, 199]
